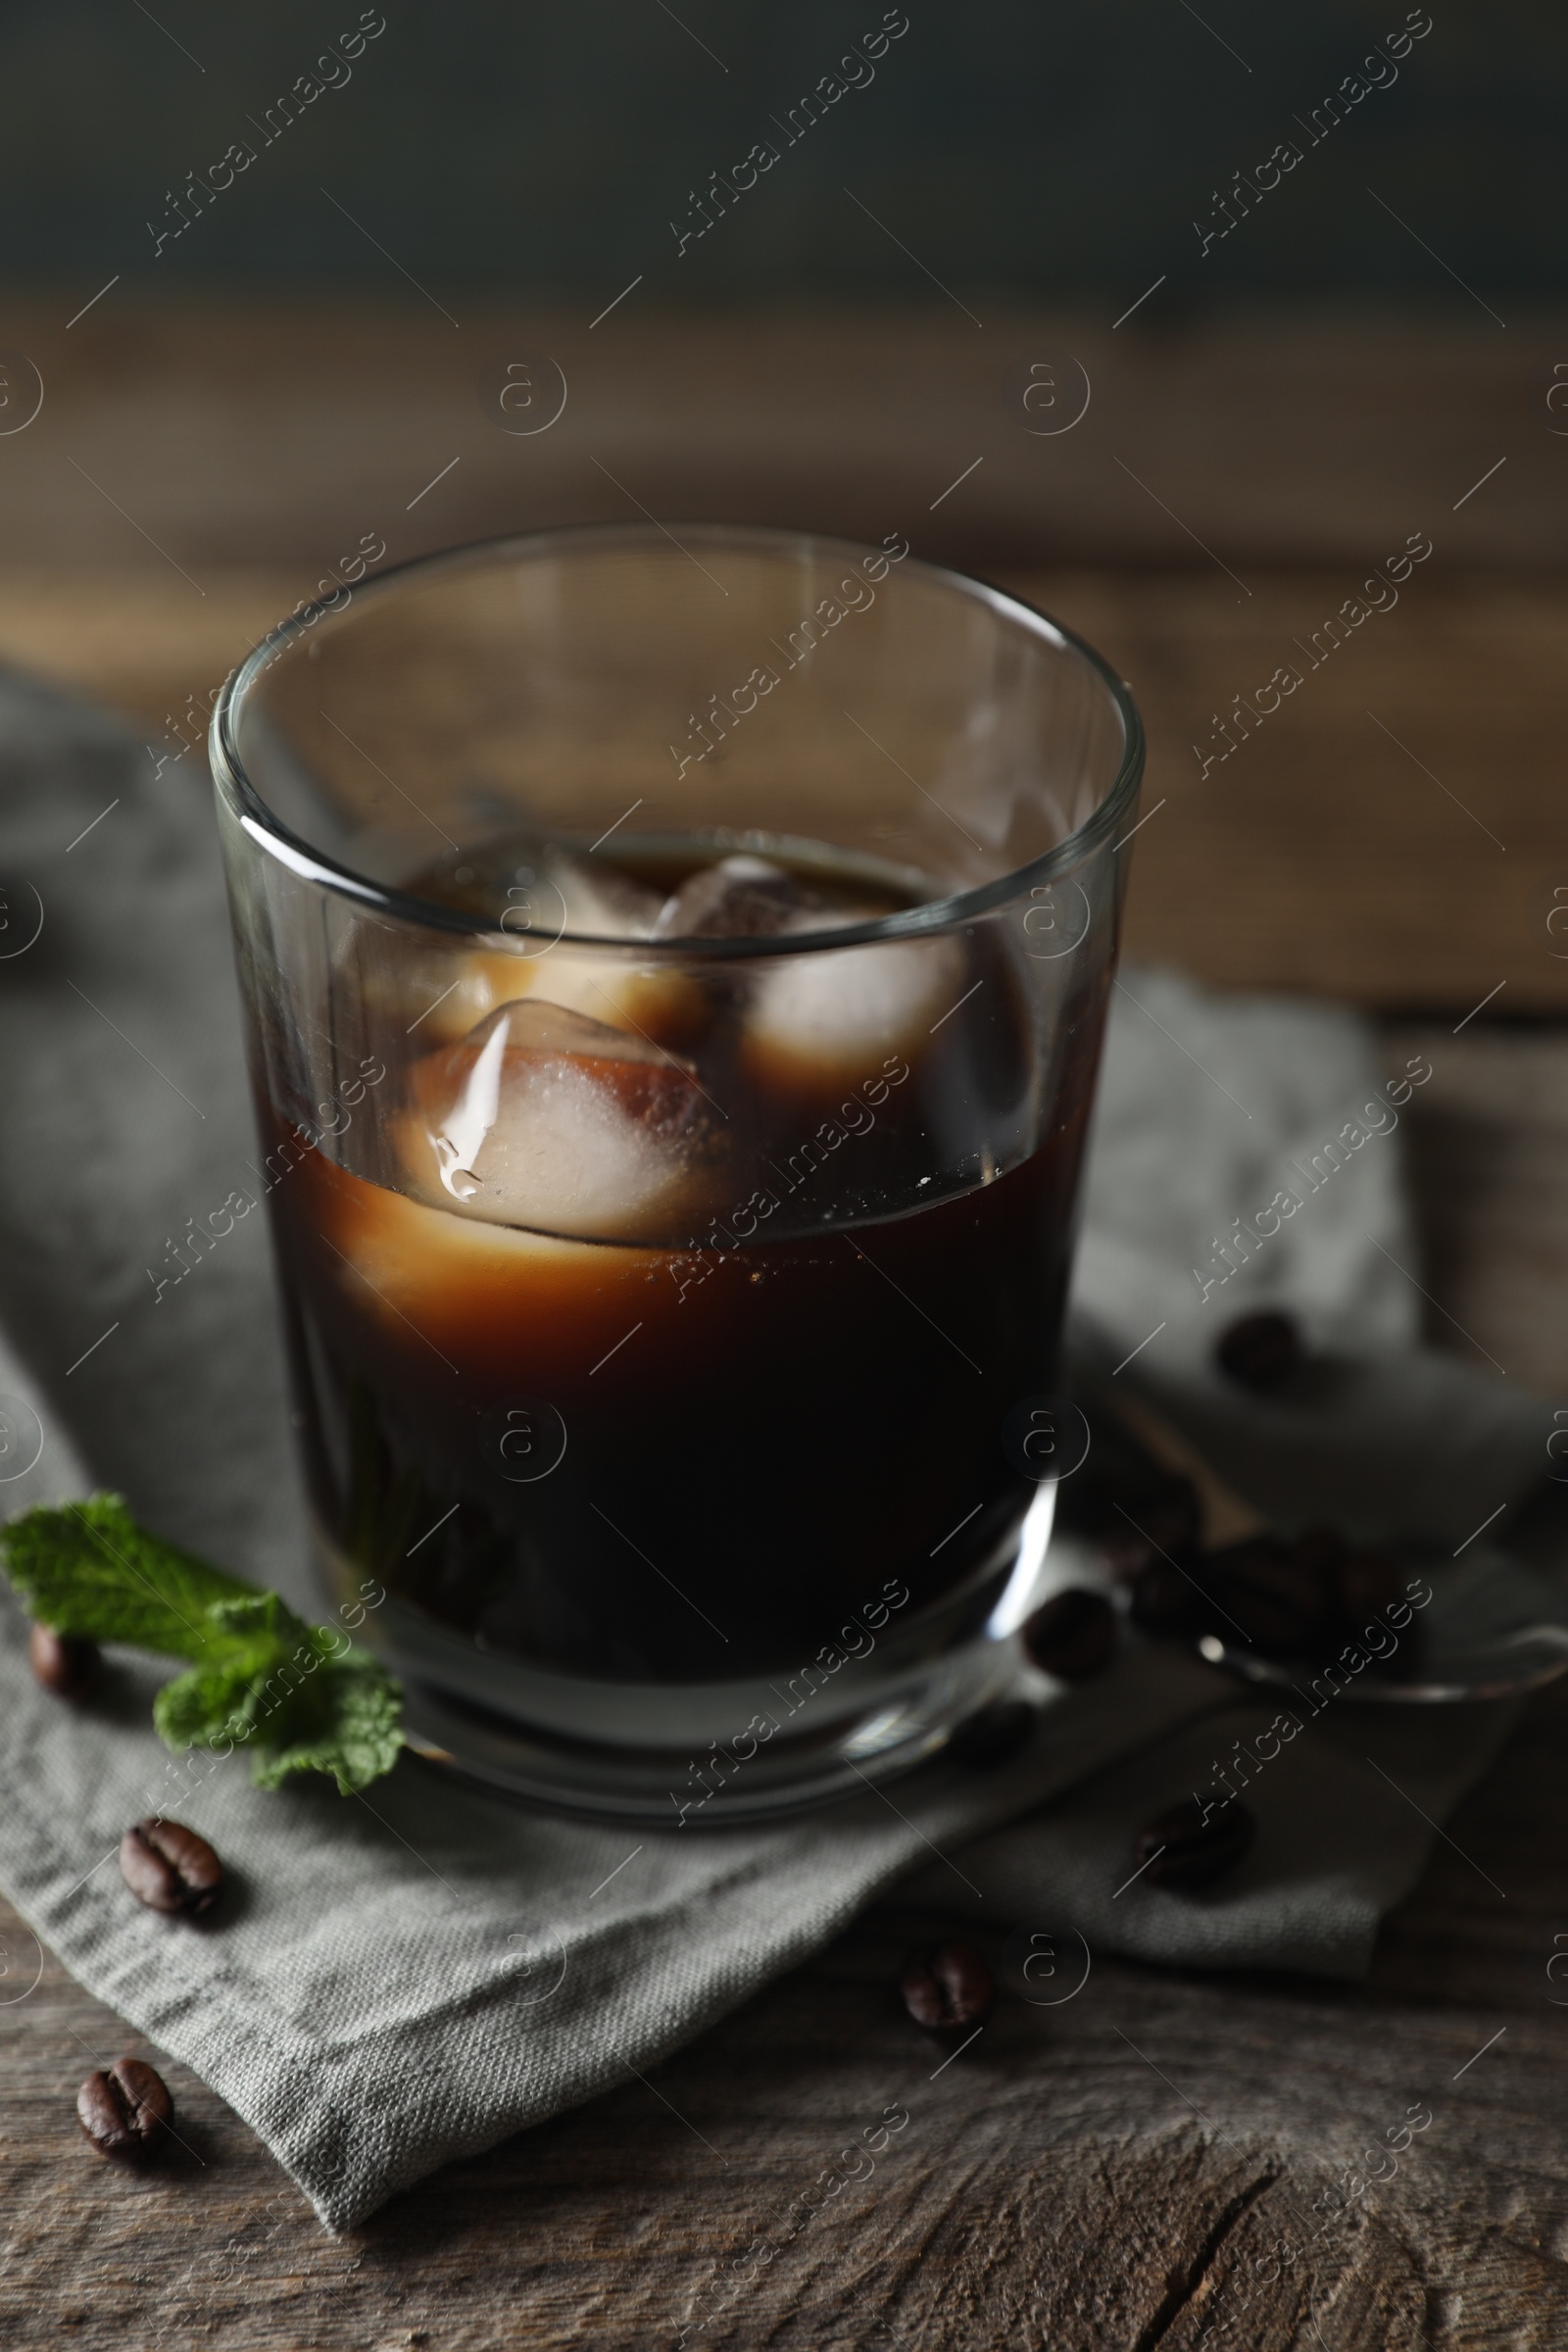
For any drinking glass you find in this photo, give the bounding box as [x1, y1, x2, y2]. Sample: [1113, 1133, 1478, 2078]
[210, 524, 1143, 1820]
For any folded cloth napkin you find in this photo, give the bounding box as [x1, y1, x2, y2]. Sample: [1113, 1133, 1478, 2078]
[0, 667, 1554, 2230]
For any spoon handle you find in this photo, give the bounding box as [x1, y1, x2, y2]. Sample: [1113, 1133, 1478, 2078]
[1087, 1380, 1266, 1548]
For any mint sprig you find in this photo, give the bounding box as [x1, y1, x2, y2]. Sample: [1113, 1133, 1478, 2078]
[0, 1493, 403, 1794]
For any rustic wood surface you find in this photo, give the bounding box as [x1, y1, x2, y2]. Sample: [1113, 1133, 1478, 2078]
[0, 563, 1558, 1014]
[0, 1031, 1564, 2352]
[1, 301, 1565, 2347]
[3, 295, 1561, 574]
[0, 294, 1562, 1009]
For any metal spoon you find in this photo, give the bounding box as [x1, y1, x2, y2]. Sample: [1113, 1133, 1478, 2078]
[1195, 1551, 1568, 1704]
[1094, 1386, 1568, 1704]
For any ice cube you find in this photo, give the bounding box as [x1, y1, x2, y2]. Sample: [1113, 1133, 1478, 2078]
[389, 840, 706, 1050]
[538, 847, 663, 943]
[399, 1000, 716, 1242]
[410, 947, 710, 1052]
[741, 932, 968, 1091]
[424, 835, 665, 946]
[654, 855, 820, 940]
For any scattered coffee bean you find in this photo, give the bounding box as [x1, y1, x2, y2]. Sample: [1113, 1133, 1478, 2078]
[1134, 1796, 1255, 1891]
[1022, 1588, 1117, 1680]
[901, 1938, 993, 2032]
[28, 1623, 101, 1701]
[76, 2058, 173, 2163]
[949, 1697, 1036, 1772]
[119, 1819, 223, 1919]
[1215, 1309, 1303, 1393]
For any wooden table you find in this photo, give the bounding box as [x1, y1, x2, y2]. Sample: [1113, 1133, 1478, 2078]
[1, 300, 1565, 2348]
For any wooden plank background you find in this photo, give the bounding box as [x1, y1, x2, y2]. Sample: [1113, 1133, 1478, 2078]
[0, 297, 1560, 1010]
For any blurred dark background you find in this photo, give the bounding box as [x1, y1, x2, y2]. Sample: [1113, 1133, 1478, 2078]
[0, 0, 1554, 303]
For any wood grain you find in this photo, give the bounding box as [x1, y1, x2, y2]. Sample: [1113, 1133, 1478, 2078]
[0, 564, 1557, 1014]
[2, 1036, 1567, 2350]
[0, 294, 1560, 573]
[0, 294, 1557, 1013]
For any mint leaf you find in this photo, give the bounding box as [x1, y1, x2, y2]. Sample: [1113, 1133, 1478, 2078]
[249, 1653, 406, 1796]
[153, 1654, 268, 1751]
[1, 1492, 403, 1794]
[206, 1589, 315, 1654]
[1, 1493, 253, 1655]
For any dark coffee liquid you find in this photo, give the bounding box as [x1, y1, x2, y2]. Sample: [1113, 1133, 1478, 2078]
[261, 839, 1105, 1681]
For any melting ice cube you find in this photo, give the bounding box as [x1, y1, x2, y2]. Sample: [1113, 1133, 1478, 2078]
[392, 843, 705, 1049]
[402, 1001, 715, 1243]
[741, 932, 968, 1091]
[462, 835, 665, 947]
[414, 948, 710, 1053]
[653, 855, 819, 940]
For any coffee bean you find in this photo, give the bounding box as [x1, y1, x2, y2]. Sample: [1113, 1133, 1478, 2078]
[1333, 1547, 1406, 1627]
[1294, 1525, 1349, 1579]
[1215, 1310, 1303, 1393]
[1129, 1557, 1210, 1638]
[1135, 1796, 1255, 1890]
[76, 2058, 173, 2163]
[120, 1819, 223, 1919]
[1130, 1515, 1403, 1667]
[1112, 1473, 1202, 1579]
[1205, 1537, 1336, 1658]
[1022, 1588, 1117, 1680]
[901, 1939, 993, 2032]
[1058, 1470, 1201, 1583]
[949, 1697, 1036, 1771]
[28, 1623, 101, 1701]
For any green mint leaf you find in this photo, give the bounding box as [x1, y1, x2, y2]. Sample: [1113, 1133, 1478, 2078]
[245, 1652, 406, 1796]
[155, 1640, 405, 1794]
[2, 1492, 404, 1794]
[153, 1655, 268, 1751]
[0, 1494, 253, 1658]
[206, 1590, 315, 1653]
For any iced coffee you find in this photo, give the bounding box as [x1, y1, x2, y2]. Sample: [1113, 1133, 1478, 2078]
[212, 522, 1141, 1812]
[267, 836, 1101, 1684]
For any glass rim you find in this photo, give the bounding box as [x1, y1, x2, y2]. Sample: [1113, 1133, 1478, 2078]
[210, 521, 1145, 960]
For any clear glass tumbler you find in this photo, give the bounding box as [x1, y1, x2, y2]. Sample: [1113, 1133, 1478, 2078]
[211, 524, 1143, 1821]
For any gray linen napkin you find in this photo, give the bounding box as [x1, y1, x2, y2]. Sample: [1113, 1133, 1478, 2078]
[0, 668, 1552, 2230]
